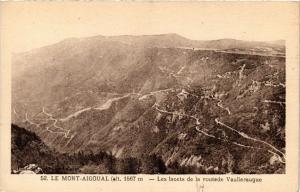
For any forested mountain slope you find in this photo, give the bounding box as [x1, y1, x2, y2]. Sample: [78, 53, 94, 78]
[12, 34, 285, 173]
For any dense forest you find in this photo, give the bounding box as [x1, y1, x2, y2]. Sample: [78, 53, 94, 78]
[12, 124, 206, 174]
[12, 34, 285, 174]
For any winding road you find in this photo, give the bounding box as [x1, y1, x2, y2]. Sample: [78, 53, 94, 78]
[153, 90, 285, 164]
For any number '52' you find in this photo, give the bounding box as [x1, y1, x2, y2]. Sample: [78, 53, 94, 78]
[40, 176, 48, 181]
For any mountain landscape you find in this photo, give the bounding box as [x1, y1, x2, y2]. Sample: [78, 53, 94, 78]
[12, 34, 285, 174]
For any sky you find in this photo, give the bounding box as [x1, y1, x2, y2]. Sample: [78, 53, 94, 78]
[1, 2, 298, 52]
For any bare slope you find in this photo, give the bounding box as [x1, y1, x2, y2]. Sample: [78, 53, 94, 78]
[12, 34, 285, 173]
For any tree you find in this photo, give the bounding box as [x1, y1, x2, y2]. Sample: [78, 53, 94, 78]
[140, 154, 166, 174]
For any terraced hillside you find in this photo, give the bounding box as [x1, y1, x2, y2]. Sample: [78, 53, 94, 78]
[12, 34, 285, 173]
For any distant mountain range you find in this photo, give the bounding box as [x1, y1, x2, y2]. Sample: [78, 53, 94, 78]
[12, 34, 285, 174]
[17, 33, 285, 54]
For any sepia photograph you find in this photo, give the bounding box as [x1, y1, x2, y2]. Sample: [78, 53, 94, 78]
[0, 2, 299, 192]
[9, 4, 287, 175]
[11, 33, 286, 174]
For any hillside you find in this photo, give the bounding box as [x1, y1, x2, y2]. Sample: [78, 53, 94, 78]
[12, 34, 285, 173]
[12, 124, 169, 174]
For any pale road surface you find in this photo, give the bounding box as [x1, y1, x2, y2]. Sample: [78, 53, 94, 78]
[15, 81, 285, 162]
[154, 91, 285, 163]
